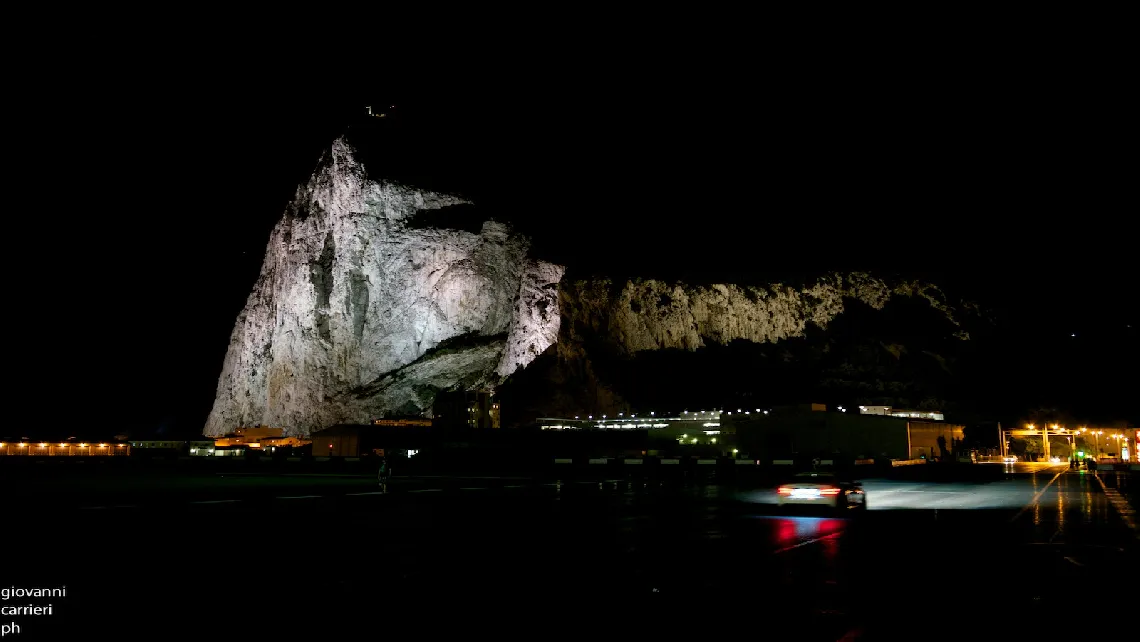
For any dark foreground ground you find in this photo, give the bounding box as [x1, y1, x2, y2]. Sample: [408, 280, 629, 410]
[4, 462, 1138, 640]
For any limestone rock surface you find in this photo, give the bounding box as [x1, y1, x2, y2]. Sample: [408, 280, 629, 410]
[205, 138, 558, 436]
[559, 272, 967, 357]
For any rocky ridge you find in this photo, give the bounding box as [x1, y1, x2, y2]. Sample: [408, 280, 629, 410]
[206, 137, 970, 436]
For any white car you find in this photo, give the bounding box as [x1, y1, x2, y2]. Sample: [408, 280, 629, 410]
[777, 472, 866, 511]
[1003, 455, 1018, 463]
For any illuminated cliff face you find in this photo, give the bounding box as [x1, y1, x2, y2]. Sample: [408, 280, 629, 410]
[205, 138, 563, 436]
[207, 137, 969, 437]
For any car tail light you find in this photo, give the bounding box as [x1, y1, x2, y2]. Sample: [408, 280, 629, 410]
[819, 487, 841, 496]
[777, 486, 793, 494]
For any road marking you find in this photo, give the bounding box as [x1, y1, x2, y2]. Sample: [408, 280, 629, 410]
[772, 531, 842, 555]
[460, 487, 487, 491]
[345, 491, 387, 496]
[1008, 469, 1066, 523]
[408, 489, 442, 493]
[1092, 474, 1139, 537]
[191, 499, 240, 504]
[276, 495, 322, 499]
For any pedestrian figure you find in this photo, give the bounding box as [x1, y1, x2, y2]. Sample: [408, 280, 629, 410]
[378, 456, 390, 489]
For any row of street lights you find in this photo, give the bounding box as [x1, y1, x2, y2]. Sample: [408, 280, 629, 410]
[1024, 424, 1130, 461]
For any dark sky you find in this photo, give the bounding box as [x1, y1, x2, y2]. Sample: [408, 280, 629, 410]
[12, 54, 1136, 439]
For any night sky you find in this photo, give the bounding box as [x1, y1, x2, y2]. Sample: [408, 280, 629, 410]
[14, 67, 1136, 440]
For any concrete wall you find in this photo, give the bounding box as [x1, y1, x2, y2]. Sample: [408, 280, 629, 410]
[314, 433, 359, 457]
[734, 411, 911, 460]
[907, 421, 965, 460]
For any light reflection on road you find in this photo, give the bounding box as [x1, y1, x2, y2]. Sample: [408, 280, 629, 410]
[766, 516, 847, 550]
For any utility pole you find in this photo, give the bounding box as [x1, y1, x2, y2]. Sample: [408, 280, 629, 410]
[1042, 424, 1051, 461]
[998, 422, 1003, 458]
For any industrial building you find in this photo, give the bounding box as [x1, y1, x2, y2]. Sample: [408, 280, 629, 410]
[728, 404, 964, 463]
[0, 441, 130, 456]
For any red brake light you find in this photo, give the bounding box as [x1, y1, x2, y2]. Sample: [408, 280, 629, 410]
[820, 487, 841, 496]
[777, 486, 793, 494]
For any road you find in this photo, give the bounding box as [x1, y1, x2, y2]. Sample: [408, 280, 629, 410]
[5, 463, 1138, 640]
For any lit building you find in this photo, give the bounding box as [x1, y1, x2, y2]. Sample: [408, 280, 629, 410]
[859, 405, 945, 421]
[538, 409, 734, 450]
[212, 426, 310, 453]
[0, 441, 129, 456]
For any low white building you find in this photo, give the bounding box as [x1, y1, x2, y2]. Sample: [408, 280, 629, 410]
[859, 405, 944, 421]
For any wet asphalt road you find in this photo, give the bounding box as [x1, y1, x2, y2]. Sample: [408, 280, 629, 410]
[6, 463, 1139, 640]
